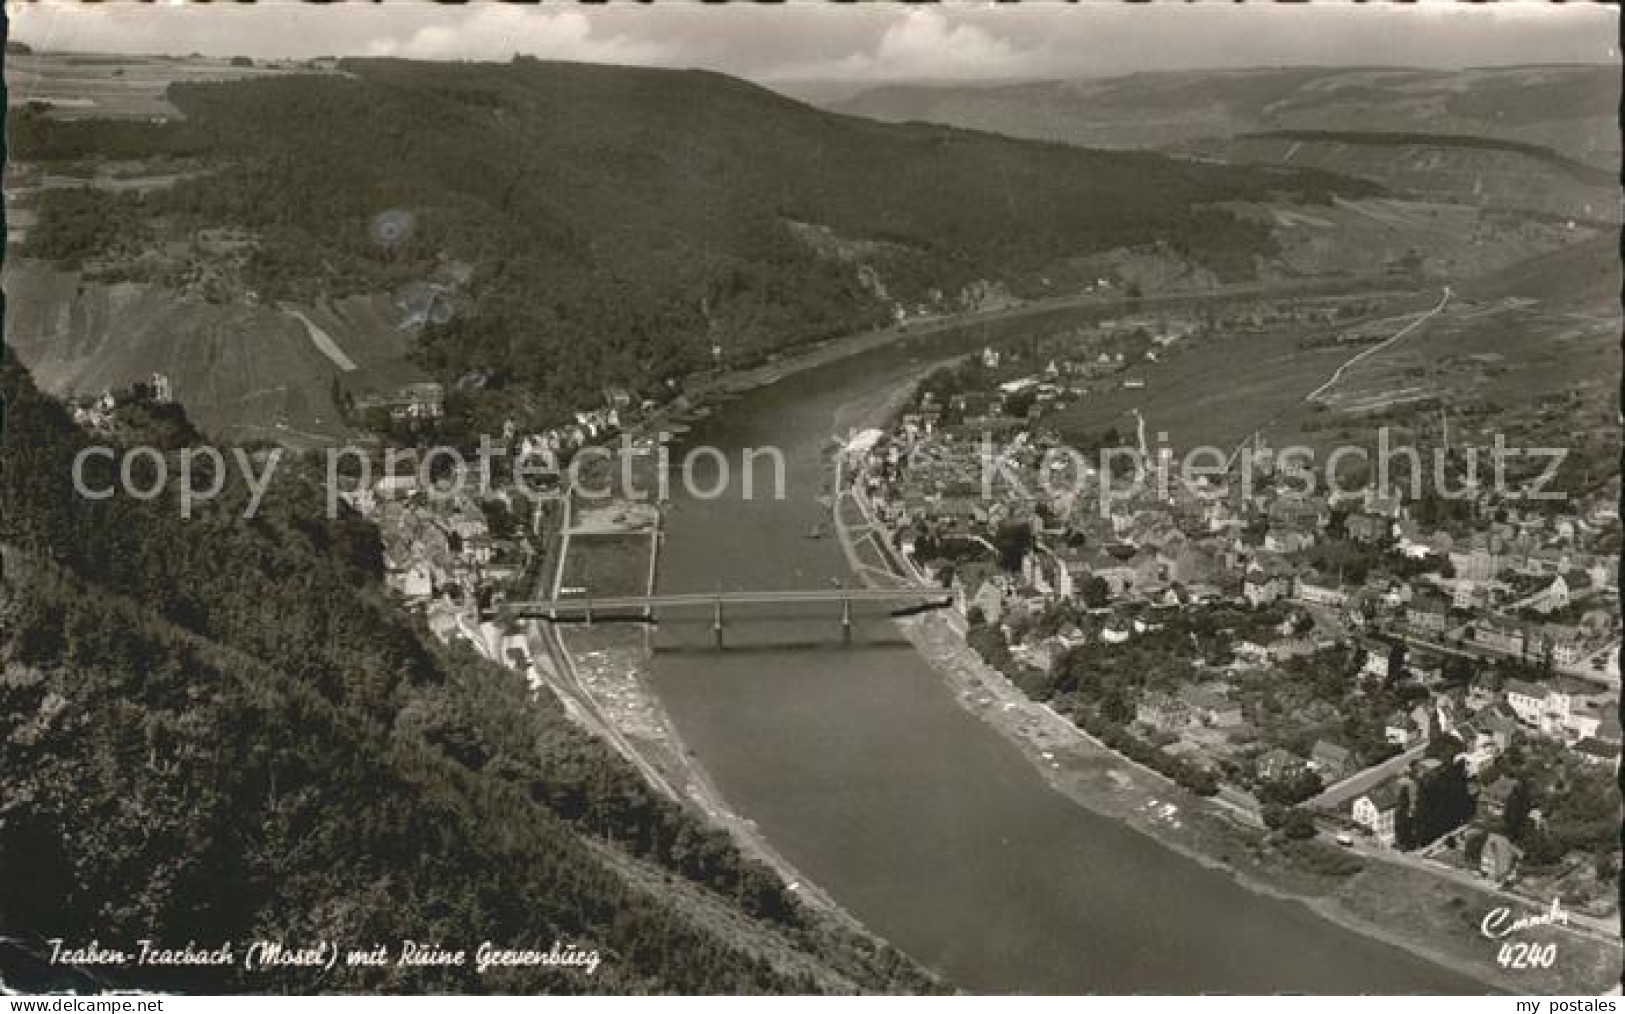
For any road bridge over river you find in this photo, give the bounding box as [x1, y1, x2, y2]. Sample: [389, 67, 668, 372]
[493, 587, 953, 646]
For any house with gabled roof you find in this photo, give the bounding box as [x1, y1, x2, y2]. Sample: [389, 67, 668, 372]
[1473, 703, 1519, 748]
[1385, 712, 1422, 747]
[1136, 691, 1193, 733]
[1352, 781, 1406, 847]
[1406, 593, 1451, 636]
[1479, 776, 1521, 821]
[1179, 684, 1244, 727]
[1243, 566, 1291, 607]
[1574, 737, 1620, 766]
[1479, 832, 1521, 882]
[967, 577, 1008, 625]
[1294, 574, 1348, 607]
[1346, 512, 1390, 544]
[1255, 747, 1306, 782]
[1309, 740, 1353, 781]
[1471, 619, 1527, 658]
[1503, 678, 1548, 727]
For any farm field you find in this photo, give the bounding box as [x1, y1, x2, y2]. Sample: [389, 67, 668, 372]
[1053, 329, 1346, 453]
[1050, 233, 1621, 481]
[1204, 139, 1621, 223]
[1262, 238, 1622, 475]
[1049, 288, 1444, 453]
[1270, 299, 1621, 459]
[1237, 197, 1606, 282]
[1, 259, 428, 447]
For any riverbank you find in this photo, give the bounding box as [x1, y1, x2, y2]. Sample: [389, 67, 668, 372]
[639, 275, 1415, 445]
[540, 291, 1615, 993]
[530, 617, 945, 990]
[897, 609, 1622, 994]
[537, 497, 898, 954]
[552, 624, 867, 925]
[522, 310, 1024, 979]
[832, 400, 1619, 995]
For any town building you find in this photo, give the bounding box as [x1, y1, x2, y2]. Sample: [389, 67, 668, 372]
[1309, 740, 1353, 781]
[1352, 782, 1404, 847]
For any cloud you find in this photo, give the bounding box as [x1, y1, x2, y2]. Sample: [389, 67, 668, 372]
[8, 1, 1617, 83]
[358, 6, 674, 67]
[768, 9, 1051, 82]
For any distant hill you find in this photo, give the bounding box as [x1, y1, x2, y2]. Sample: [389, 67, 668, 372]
[832, 65, 1620, 170]
[6, 55, 1373, 439]
[1176, 130, 1621, 223]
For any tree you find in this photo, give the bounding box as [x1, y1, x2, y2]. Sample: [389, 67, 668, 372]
[1409, 759, 1474, 846]
[1442, 655, 1475, 686]
[993, 522, 1032, 574]
[1503, 780, 1531, 839]
[1258, 768, 1324, 807]
[0, 360, 945, 994]
[1386, 640, 1407, 685]
[1099, 687, 1134, 724]
[1003, 389, 1037, 419]
[1079, 574, 1110, 608]
[968, 623, 1011, 672]
[1425, 730, 1462, 763]
[1593, 851, 1617, 884]
[1280, 807, 1318, 840]
[1394, 785, 1416, 850]
[1519, 823, 1565, 867]
[1463, 829, 1488, 869]
[1034, 601, 1078, 638]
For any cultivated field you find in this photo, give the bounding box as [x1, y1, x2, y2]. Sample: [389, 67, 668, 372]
[1237, 197, 1605, 281]
[1264, 239, 1622, 466]
[2, 259, 428, 447]
[6, 50, 321, 119]
[1050, 232, 1621, 472]
[1049, 288, 1446, 453]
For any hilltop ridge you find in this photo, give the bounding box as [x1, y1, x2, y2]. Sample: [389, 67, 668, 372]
[6, 53, 1370, 442]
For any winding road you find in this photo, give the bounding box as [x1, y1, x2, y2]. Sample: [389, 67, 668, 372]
[1304, 285, 1452, 404]
[1222, 284, 1454, 471]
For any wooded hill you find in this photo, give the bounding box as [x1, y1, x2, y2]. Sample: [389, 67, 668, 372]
[11, 56, 1371, 432]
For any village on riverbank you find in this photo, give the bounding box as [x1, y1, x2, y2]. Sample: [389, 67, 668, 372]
[826, 292, 1620, 989]
[299, 275, 1620, 994]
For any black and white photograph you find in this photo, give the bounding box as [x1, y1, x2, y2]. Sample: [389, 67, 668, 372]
[0, 0, 1621, 998]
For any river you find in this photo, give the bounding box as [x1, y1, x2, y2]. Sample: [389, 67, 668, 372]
[646, 326, 1483, 993]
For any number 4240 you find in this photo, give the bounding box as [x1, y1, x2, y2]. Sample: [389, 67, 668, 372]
[1498, 942, 1557, 970]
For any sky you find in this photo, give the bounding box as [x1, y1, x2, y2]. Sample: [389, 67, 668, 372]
[9, 1, 1619, 90]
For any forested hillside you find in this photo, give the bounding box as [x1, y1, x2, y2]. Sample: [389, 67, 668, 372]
[0, 354, 935, 993]
[9, 56, 1370, 433]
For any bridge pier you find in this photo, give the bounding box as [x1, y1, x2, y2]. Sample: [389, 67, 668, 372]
[501, 590, 952, 638]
